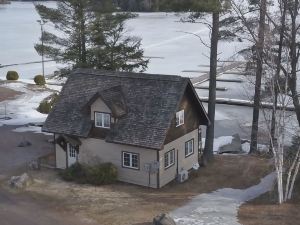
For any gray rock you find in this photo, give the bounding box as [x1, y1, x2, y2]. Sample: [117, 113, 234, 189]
[18, 140, 31, 147]
[9, 173, 33, 189]
[219, 133, 243, 154]
[28, 160, 40, 170]
[153, 213, 176, 225]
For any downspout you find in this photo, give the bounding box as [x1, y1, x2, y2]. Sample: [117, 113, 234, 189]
[156, 150, 160, 188]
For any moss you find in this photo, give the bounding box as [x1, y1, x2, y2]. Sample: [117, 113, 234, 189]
[34, 75, 46, 85]
[6, 71, 19, 80]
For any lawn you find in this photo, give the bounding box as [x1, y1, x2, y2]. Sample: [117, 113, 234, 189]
[25, 155, 272, 225]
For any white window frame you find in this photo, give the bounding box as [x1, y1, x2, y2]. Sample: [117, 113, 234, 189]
[95, 112, 111, 128]
[185, 139, 194, 157]
[164, 149, 175, 169]
[176, 110, 184, 127]
[122, 152, 139, 170]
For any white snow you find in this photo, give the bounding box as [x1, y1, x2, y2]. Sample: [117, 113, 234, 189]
[202, 136, 234, 153]
[0, 82, 52, 127]
[12, 125, 51, 135]
[171, 172, 276, 225]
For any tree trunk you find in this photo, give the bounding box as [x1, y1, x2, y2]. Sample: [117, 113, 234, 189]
[203, 12, 219, 165]
[249, 0, 267, 154]
[288, 0, 300, 127]
[270, 0, 287, 153]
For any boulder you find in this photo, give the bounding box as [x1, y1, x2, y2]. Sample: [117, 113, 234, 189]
[18, 140, 31, 147]
[219, 133, 243, 154]
[153, 213, 176, 225]
[9, 173, 33, 189]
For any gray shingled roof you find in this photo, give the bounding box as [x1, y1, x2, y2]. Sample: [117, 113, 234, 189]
[43, 69, 208, 150]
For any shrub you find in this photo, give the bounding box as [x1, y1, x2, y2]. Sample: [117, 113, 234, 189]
[6, 71, 19, 80]
[85, 163, 118, 185]
[37, 93, 59, 114]
[60, 162, 118, 185]
[34, 75, 46, 85]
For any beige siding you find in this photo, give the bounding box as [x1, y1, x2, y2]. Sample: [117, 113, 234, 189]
[78, 138, 158, 188]
[91, 98, 111, 120]
[159, 128, 199, 187]
[56, 144, 66, 169]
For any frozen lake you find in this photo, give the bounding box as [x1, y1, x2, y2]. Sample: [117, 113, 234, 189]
[0, 1, 247, 80]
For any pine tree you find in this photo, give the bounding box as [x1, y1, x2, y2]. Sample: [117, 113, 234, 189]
[35, 0, 148, 77]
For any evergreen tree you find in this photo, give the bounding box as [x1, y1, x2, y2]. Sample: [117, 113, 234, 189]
[35, 0, 148, 77]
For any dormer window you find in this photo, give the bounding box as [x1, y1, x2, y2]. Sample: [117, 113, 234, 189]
[176, 110, 184, 127]
[95, 112, 111, 128]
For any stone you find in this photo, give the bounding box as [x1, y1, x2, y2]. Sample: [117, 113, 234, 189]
[153, 213, 176, 225]
[18, 140, 31, 147]
[219, 133, 243, 154]
[9, 173, 33, 189]
[28, 160, 40, 170]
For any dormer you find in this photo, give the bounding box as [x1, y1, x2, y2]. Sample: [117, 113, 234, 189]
[86, 86, 127, 137]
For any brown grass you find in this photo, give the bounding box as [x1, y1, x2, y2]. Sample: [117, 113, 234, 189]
[27, 155, 272, 225]
[239, 178, 300, 225]
[0, 86, 23, 102]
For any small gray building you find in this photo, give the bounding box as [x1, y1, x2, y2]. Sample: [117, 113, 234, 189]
[43, 69, 209, 188]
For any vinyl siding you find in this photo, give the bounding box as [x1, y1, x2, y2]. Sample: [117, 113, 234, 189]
[159, 128, 199, 188]
[56, 144, 66, 169]
[78, 138, 158, 188]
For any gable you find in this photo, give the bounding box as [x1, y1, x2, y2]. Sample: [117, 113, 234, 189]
[91, 98, 111, 120]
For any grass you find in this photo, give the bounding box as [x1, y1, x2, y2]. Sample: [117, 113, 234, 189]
[238, 174, 300, 225]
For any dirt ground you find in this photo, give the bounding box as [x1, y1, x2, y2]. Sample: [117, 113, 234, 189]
[0, 86, 23, 102]
[238, 177, 300, 225]
[25, 155, 273, 225]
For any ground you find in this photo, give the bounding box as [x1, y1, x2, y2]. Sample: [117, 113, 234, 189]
[238, 178, 300, 225]
[23, 155, 272, 225]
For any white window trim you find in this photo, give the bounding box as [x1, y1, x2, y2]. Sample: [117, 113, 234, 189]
[122, 152, 139, 170]
[176, 110, 184, 127]
[164, 149, 175, 169]
[95, 112, 111, 129]
[185, 139, 194, 157]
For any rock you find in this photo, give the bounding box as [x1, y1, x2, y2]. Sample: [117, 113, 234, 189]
[153, 213, 176, 225]
[18, 140, 31, 147]
[9, 173, 33, 189]
[219, 133, 243, 154]
[28, 160, 40, 170]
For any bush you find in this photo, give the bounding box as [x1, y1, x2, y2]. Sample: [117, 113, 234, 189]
[34, 75, 46, 85]
[37, 93, 59, 114]
[60, 162, 118, 185]
[85, 163, 118, 185]
[6, 71, 19, 80]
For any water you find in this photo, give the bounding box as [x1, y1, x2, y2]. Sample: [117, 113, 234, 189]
[0, 1, 247, 80]
[0, 1, 58, 80]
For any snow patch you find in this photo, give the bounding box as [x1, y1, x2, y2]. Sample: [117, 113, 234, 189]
[13, 126, 52, 135]
[171, 172, 276, 225]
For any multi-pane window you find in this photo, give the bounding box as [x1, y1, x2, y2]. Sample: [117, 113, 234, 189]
[95, 112, 111, 128]
[164, 149, 175, 169]
[185, 139, 194, 157]
[176, 110, 184, 127]
[122, 152, 139, 169]
[69, 145, 77, 158]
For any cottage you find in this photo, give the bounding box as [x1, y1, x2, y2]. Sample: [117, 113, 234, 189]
[43, 69, 209, 188]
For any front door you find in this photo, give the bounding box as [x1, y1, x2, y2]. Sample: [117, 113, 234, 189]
[67, 144, 77, 167]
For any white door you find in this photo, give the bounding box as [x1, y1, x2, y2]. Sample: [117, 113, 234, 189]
[67, 144, 77, 167]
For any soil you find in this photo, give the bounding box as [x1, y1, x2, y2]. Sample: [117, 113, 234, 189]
[26, 155, 273, 225]
[0, 86, 23, 102]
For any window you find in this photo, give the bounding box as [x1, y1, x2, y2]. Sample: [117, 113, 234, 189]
[122, 152, 139, 169]
[164, 149, 175, 169]
[176, 110, 184, 127]
[69, 145, 77, 158]
[95, 112, 111, 128]
[185, 139, 194, 157]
